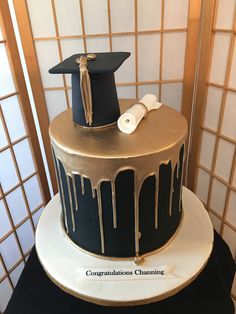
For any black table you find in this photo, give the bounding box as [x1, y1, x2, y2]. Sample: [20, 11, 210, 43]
[5, 231, 235, 314]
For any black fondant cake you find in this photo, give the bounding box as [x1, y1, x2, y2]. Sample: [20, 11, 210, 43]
[49, 52, 187, 262]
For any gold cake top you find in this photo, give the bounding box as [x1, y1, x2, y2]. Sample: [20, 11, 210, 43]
[49, 99, 187, 160]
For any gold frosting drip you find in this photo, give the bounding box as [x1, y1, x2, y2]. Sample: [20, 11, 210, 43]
[154, 168, 160, 229]
[96, 185, 105, 254]
[66, 175, 76, 232]
[55, 158, 68, 233]
[179, 160, 184, 212]
[176, 162, 180, 179]
[80, 176, 85, 195]
[134, 174, 140, 255]
[72, 174, 78, 211]
[169, 166, 175, 216]
[92, 187, 96, 199]
[111, 180, 117, 229]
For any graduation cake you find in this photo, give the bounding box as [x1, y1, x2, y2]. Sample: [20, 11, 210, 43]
[49, 52, 187, 263]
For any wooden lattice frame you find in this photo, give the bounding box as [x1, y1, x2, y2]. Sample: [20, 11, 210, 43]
[188, 0, 236, 301]
[0, 0, 49, 291]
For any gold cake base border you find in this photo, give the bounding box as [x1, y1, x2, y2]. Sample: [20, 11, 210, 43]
[36, 203, 211, 306]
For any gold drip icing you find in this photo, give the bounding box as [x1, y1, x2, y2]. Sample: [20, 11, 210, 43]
[176, 162, 180, 179]
[179, 165, 184, 212]
[96, 185, 105, 254]
[80, 176, 85, 195]
[55, 158, 68, 233]
[134, 174, 141, 255]
[134, 255, 144, 265]
[50, 100, 188, 256]
[72, 174, 78, 211]
[92, 187, 96, 199]
[66, 175, 76, 232]
[111, 180, 117, 229]
[154, 168, 159, 229]
[169, 166, 175, 216]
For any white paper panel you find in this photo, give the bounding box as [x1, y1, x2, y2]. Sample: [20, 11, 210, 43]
[138, 84, 159, 99]
[61, 38, 84, 59]
[112, 36, 135, 83]
[13, 139, 36, 180]
[0, 44, 16, 97]
[162, 32, 186, 79]
[0, 149, 18, 192]
[55, 0, 82, 36]
[6, 187, 28, 226]
[26, 0, 55, 37]
[195, 168, 210, 204]
[86, 37, 110, 52]
[225, 191, 236, 227]
[138, 34, 160, 81]
[35, 40, 63, 87]
[209, 33, 231, 85]
[1, 96, 27, 142]
[221, 92, 236, 139]
[117, 86, 136, 99]
[0, 234, 21, 270]
[161, 83, 183, 112]
[199, 131, 216, 170]
[164, 0, 189, 29]
[16, 220, 34, 254]
[203, 86, 222, 131]
[45, 90, 67, 121]
[215, 139, 234, 182]
[9, 262, 24, 287]
[208, 211, 222, 234]
[137, 0, 161, 31]
[0, 118, 8, 149]
[83, 0, 108, 34]
[24, 175, 43, 212]
[60, 38, 84, 86]
[215, 0, 235, 30]
[33, 207, 44, 227]
[228, 40, 236, 89]
[222, 225, 236, 257]
[0, 279, 13, 312]
[0, 200, 11, 238]
[0, 261, 5, 279]
[110, 0, 134, 33]
[210, 179, 227, 216]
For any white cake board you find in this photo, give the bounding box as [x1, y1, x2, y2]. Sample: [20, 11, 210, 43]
[35, 187, 214, 306]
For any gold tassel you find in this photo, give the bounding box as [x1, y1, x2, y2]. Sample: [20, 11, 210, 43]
[76, 55, 93, 125]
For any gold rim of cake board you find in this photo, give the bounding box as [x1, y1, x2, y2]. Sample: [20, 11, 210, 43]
[40, 260, 211, 307]
[59, 208, 184, 263]
[35, 205, 213, 307]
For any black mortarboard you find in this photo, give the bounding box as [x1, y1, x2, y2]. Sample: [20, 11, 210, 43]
[49, 52, 130, 127]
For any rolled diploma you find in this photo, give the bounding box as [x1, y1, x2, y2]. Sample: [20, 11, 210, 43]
[118, 94, 162, 134]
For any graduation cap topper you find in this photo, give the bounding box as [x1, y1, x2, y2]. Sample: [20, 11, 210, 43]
[49, 52, 130, 127]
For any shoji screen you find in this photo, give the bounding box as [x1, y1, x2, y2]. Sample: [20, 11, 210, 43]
[21, 0, 191, 119]
[190, 0, 236, 303]
[14, 0, 201, 190]
[0, 2, 49, 311]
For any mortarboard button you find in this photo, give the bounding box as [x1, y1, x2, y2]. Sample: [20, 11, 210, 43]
[49, 52, 130, 127]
